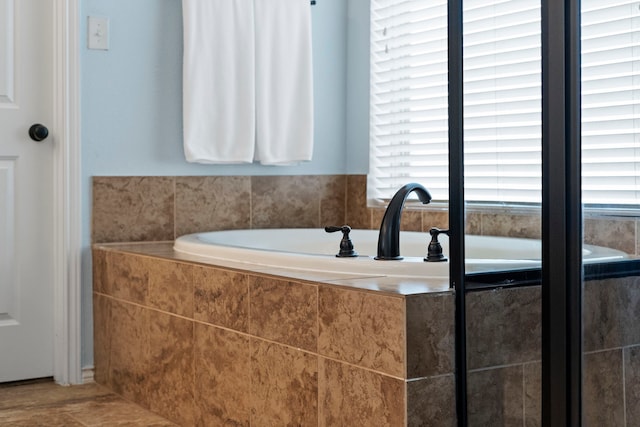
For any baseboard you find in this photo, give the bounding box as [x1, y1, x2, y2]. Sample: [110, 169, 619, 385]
[81, 367, 94, 384]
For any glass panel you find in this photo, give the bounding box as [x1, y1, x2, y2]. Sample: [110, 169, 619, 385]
[581, 0, 640, 424]
[462, 0, 543, 424]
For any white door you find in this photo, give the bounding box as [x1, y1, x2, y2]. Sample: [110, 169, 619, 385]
[0, 0, 54, 382]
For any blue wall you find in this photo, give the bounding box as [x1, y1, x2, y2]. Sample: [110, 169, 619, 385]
[80, 0, 368, 367]
[346, 0, 370, 172]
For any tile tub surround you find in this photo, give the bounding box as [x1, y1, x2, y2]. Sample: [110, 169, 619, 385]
[465, 279, 640, 426]
[90, 175, 640, 424]
[92, 243, 457, 426]
[93, 243, 640, 425]
[91, 175, 347, 244]
[92, 175, 640, 257]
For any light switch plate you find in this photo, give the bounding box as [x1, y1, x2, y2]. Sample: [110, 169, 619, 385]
[88, 16, 109, 50]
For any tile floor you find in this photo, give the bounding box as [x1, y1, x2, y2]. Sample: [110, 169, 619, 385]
[0, 379, 176, 426]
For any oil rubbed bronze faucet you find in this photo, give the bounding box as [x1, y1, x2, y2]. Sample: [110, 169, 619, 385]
[376, 183, 432, 260]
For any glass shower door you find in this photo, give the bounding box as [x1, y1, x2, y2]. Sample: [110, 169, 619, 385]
[458, 0, 544, 425]
[581, 1, 640, 425]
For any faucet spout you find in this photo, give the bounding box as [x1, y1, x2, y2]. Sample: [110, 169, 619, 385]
[376, 183, 432, 260]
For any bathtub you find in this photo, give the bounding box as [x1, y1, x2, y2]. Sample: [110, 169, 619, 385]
[173, 229, 628, 278]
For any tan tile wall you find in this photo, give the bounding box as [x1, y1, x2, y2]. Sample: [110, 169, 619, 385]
[92, 174, 640, 257]
[466, 280, 640, 426]
[92, 247, 456, 426]
[92, 175, 347, 244]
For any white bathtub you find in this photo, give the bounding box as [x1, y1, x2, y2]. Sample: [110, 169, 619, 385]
[173, 229, 628, 278]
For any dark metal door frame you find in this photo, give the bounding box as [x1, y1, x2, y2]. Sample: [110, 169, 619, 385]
[447, 0, 466, 422]
[447, 0, 583, 425]
[541, 0, 583, 425]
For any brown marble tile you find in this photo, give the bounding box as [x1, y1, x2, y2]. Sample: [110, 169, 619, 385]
[108, 300, 150, 406]
[406, 294, 455, 378]
[0, 382, 177, 426]
[465, 212, 482, 235]
[318, 286, 405, 377]
[373, 207, 423, 232]
[402, 209, 423, 231]
[194, 323, 251, 427]
[625, 346, 640, 424]
[468, 366, 523, 427]
[319, 175, 347, 227]
[524, 362, 541, 427]
[585, 217, 635, 254]
[584, 277, 640, 351]
[371, 207, 386, 230]
[345, 175, 371, 230]
[148, 259, 194, 318]
[251, 175, 322, 228]
[193, 266, 249, 333]
[92, 248, 109, 294]
[584, 349, 624, 426]
[148, 311, 195, 426]
[251, 339, 318, 426]
[407, 375, 456, 427]
[319, 357, 404, 427]
[175, 176, 251, 237]
[0, 382, 112, 410]
[422, 210, 449, 231]
[466, 286, 541, 369]
[106, 251, 149, 305]
[0, 409, 85, 426]
[481, 213, 541, 238]
[92, 176, 175, 243]
[63, 393, 178, 426]
[249, 275, 318, 351]
[93, 293, 112, 386]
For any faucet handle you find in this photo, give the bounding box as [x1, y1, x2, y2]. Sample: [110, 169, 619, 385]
[429, 227, 449, 237]
[325, 225, 350, 234]
[425, 227, 449, 262]
[324, 225, 359, 257]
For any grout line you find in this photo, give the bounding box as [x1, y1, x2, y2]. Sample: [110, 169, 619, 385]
[172, 177, 176, 240]
[96, 291, 411, 381]
[623, 346, 627, 426]
[249, 177, 253, 230]
[191, 318, 197, 424]
[316, 282, 321, 425]
[405, 372, 455, 382]
[584, 346, 630, 355]
[248, 320, 254, 427]
[65, 412, 90, 426]
[403, 298, 409, 423]
[318, 187, 322, 227]
[522, 364, 526, 427]
[468, 361, 539, 373]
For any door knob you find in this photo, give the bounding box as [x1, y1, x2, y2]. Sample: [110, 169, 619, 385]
[28, 124, 49, 142]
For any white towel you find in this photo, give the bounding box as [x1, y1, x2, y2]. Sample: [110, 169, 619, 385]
[254, 0, 314, 165]
[182, 0, 256, 164]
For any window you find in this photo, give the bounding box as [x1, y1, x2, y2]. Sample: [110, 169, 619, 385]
[369, 0, 640, 210]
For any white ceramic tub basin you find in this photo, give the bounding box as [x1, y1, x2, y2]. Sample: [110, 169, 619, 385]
[173, 229, 628, 278]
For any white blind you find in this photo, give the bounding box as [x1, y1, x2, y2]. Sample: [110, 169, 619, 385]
[582, 0, 640, 205]
[369, 0, 640, 208]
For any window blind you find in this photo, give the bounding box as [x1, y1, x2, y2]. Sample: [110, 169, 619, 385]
[582, 0, 640, 206]
[369, 0, 640, 208]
